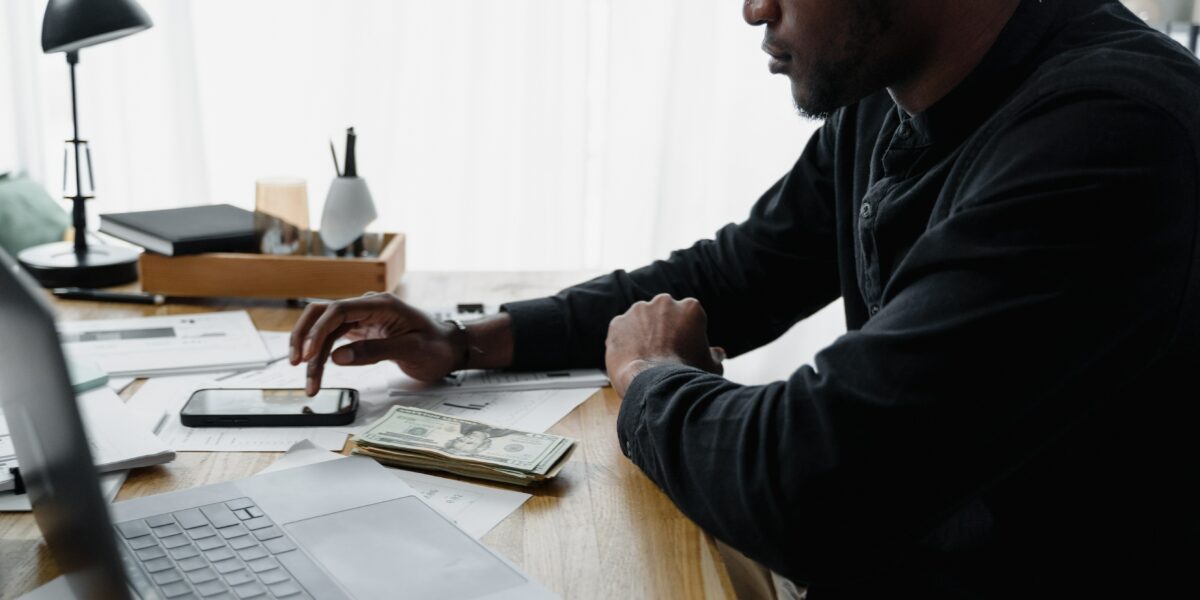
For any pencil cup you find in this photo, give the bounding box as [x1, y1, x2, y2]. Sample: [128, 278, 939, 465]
[319, 176, 377, 252]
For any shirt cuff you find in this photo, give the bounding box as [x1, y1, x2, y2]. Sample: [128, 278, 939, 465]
[500, 297, 570, 371]
[616, 363, 704, 461]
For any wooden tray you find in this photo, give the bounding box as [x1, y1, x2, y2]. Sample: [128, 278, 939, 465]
[139, 233, 406, 299]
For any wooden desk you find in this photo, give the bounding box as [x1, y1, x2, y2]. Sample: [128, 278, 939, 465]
[0, 272, 734, 599]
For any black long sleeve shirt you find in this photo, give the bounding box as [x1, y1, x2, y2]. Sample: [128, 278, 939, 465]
[502, 1, 1200, 596]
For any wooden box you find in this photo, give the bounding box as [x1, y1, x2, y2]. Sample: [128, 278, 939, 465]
[139, 233, 406, 300]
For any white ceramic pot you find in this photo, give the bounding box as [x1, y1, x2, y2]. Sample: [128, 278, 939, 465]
[319, 176, 378, 251]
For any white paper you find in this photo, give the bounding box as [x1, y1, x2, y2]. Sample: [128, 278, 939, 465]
[0, 470, 127, 512]
[2, 389, 160, 511]
[395, 469, 530, 539]
[258, 330, 293, 362]
[59, 311, 272, 378]
[261, 440, 529, 538]
[76, 387, 174, 472]
[15, 573, 72, 599]
[256, 439, 346, 474]
[387, 387, 598, 432]
[1, 388, 170, 492]
[221, 356, 398, 392]
[0, 415, 15, 492]
[392, 368, 609, 395]
[107, 376, 136, 393]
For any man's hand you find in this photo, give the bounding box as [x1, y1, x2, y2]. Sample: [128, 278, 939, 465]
[290, 293, 463, 395]
[605, 293, 726, 397]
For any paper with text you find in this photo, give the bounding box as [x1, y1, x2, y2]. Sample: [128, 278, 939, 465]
[59, 311, 271, 378]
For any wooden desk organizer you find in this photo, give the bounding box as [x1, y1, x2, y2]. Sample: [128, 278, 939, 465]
[139, 232, 406, 300]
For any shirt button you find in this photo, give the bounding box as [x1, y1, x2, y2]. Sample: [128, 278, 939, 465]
[860, 202, 873, 219]
[870, 305, 880, 315]
[896, 123, 911, 139]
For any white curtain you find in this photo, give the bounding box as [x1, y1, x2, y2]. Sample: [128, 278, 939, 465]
[1, 0, 844, 383]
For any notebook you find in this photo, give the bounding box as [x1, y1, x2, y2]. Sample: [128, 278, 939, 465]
[99, 204, 256, 256]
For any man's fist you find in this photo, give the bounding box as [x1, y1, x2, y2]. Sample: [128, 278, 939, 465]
[605, 293, 725, 397]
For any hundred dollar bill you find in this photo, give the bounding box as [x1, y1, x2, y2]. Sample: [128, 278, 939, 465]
[353, 406, 574, 473]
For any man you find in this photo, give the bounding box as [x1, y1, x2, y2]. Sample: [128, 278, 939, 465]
[293, 0, 1200, 596]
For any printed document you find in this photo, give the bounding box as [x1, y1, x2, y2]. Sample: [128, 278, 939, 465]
[59, 311, 272, 377]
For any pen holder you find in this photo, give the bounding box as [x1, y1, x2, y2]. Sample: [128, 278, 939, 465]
[319, 176, 377, 251]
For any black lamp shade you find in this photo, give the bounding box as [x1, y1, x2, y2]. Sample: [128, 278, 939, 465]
[42, 0, 153, 54]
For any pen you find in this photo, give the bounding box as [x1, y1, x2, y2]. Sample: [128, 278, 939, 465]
[344, 127, 357, 178]
[52, 287, 166, 305]
[329, 139, 341, 177]
[295, 297, 336, 307]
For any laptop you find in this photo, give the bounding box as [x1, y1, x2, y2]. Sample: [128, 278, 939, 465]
[0, 247, 556, 600]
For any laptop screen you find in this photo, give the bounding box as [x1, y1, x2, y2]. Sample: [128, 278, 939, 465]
[0, 248, 130, 598]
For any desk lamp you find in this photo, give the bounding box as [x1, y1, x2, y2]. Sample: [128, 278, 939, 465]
[18, 0, 153, 287]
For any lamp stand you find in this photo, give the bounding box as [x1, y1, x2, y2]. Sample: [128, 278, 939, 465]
[18, 50, 139, 288]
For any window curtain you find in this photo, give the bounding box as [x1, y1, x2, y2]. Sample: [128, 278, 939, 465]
[1, 0, 843, 383]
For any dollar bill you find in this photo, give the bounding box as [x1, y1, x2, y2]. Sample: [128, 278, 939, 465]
[353, 446, 570, 486]
[353, 406, 575, 476]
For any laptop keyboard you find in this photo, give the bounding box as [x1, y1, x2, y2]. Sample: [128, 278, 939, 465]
[115, 498, 310, 600]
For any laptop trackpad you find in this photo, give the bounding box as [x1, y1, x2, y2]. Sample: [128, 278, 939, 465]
[284, 496, 526, 600]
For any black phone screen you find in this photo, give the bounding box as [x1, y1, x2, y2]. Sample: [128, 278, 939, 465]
[182, 388, 356, 418]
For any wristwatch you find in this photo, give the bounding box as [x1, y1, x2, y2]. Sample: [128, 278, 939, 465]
[444, 318, 470, 371]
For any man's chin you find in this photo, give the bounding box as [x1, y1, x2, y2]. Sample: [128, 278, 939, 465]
[791, 81, 837, 121]
[796, 93, 835, 120]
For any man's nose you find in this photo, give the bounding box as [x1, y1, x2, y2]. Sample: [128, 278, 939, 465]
[743, 0, 781, 26]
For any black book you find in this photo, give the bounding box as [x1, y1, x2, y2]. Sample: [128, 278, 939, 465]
[99, 204, 257, 257]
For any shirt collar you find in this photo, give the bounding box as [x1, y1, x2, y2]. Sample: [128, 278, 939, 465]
[899, 0, 1069, 149]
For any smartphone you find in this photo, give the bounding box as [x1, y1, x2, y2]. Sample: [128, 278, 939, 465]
[180, 388, 358, 427]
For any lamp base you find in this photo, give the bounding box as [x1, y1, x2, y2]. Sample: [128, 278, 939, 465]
[17, 241, 140, 288]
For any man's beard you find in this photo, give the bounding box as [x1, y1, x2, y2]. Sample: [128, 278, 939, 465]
[794, 0, 894, 120]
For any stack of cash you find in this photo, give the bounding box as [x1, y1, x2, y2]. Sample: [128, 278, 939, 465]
[352, 406, 576, 486]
